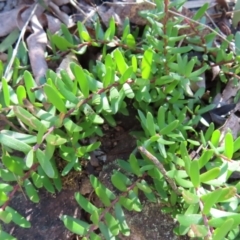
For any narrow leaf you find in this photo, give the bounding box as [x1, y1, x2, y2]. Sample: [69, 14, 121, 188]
[36, 149, 55, 178]
[43, 84, 67, 113]
[141, 49, 154, 79]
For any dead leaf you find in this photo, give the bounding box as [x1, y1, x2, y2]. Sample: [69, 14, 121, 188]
[56, 52, 79, 79]
[211, 65, 221, 81]
[27, 14, 48, 85]
[0, 6, 29, 37]
[45, 14, 62, 33]
[49, 1, 74, 27]
[79, 177, 93, 195]
[221, 80, 240, 103]
[220, 113, 240, 139]
[52, 0, 69, 6]
[97, 1, 156, 30]
[183, 0, 217, 9]
[0, 53, 8, 62]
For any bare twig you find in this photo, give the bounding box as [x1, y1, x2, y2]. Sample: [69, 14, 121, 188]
[138, 146, 181, 196]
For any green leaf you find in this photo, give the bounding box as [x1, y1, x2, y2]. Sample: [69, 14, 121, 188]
[24, 179, 40, 203]
[176, 214, 202, 227]
[95, 186, 111, 207]
[0, 230, 16, 240]
[73, 64, 89, 98]
[233, 135, 240, 152]
[63, 118, 83, 132]
[157, 106, 166, 129]
[200, 167, 220, 183]
[212, 218, 234, 240]
[104, 212, 119, 236]
[136, 180, 152, 193]
[160, 120, 179, 135]
[182, 190, 199, 204]
[198, 149, 214, 169]
[114, 48, 127, 75]
[75, 192, 98, 214]
[0, 191, 8, 205]
[208, 210, 240, 228]
[13, 106, 47, 131]
[99, 222, 114, 239]
[189, 160, 200, 187]
[210, 129, 220, 147]
[77, 21, 91, 41]
[188, 224, 208, 238]
[111, 171, 129, 192]
[0, 29, 19, 52]
[0, 169, 16, 181]
[0, 132, 31, 153]
[54, 78, 79, 104]
[90, 210, 100, 226]
[31, 172, 43, 188]
[125, 34, 136, 49]
[61, 215, 89, 235]
[46, 134, 67, 146]
[103, 66, 114, 87]
[224, 132, 234, 159]
[193, 3, 208, 20]
[2, 156, 24, 176]
[83, 104, 104, 124]
[180, 142, 191, 174]
[129, 154, 141, 177]
[104, 17, 115, 40]
[36, 149, 55, 178]
[0, 210, 12, 224]
[175, 176, 193, 188]
[114, 203, 130, 236]
[0, 183, 13, 192]
[61, 23, 73, 44]
[51, 35, 75, 50]
[235, 31, 240, 55]
[37, 124, 46, 145]
[146, 111, 156, 136]
[204, 123, 214, 141]
[119, 67, 133, 84]
[90, 175, 116, 199]
[218, 186, 237, 202]
[232, 0, 240, 28]
[119, 196, 141, 211]
[5, 206, 31, 228]
[196, 104, 216, 115]
[38, 167, 55, 193]
[2, 78, 10, 106]
[95, 19, 105, 41]
[43, 84, 67, 113]
[16, 85, 26, 105]
[185, 58, 196, 78]
[132, 55, 137, 72]
[189, 64, 209, 78]
[201, 189, 223, 214]
[89, 232, 102, 240]
[141, 49, 154, 79]
[60, 69, 74, 90]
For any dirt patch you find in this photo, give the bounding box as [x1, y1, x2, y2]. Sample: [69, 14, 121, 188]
[3, 189, 80, 240]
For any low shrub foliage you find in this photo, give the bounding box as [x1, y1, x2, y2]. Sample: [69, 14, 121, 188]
[0, 1, 240, 239]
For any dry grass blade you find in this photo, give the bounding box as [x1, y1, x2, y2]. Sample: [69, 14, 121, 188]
[3, 3, 38, 81]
